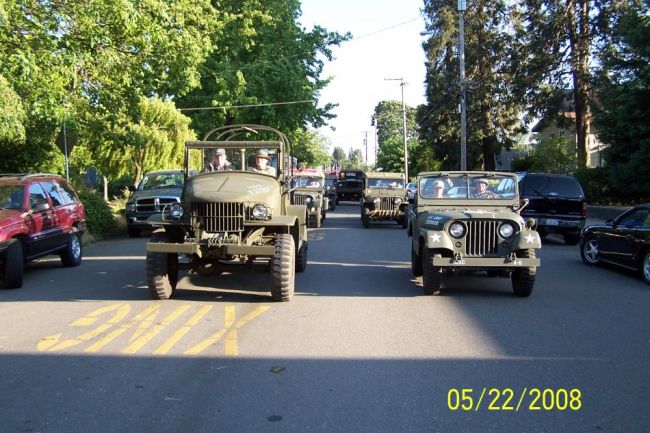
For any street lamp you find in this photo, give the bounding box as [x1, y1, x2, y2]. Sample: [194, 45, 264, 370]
[384, 78, 409, 181]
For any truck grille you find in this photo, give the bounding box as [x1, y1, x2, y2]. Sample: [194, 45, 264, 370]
[464, 220, 499, 256]
[191, 202, 244, 233]
[292, 195, 308, 206]
[136, 197, 179, 212]
[379, 197, 398, 211]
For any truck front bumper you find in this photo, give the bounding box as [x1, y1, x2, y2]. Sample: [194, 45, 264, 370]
[147, 241, 275, 258]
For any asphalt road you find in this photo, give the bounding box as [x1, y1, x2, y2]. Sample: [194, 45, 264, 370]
[1, 205, 648, 433]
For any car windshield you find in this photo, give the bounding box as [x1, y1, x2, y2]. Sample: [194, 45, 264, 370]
[291, 176, 323, 188]
[188, 147, 280, 177]
[0, 185, 24, 210]
[138, 173, 184, 190]
[419, 174, 516, 199]
[367, 178, 403, 189]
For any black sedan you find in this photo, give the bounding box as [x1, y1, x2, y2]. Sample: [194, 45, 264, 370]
[580, 204, 650, 284]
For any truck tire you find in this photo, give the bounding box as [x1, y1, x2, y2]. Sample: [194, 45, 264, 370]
[422, 249, 442, 295]
[146, 231, 179, 300]
[296, 242, 308, 273]
[2, 239, 23, 289]
[60, 230, 82, 267]
[411, 247, 422, 277]
[271, 234, 295, 301]
[511, 249, 536, 297]
[361, 207, 370, 228]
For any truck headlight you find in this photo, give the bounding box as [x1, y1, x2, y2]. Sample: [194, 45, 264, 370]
[394, 197, 402, 205]
[252, 204, 269, 220]
[127, 203, 136, 212]
[449, 221, 466, 238]
[373, 197, 380, 205]
[499, 222, 515, 238]
[169, 203, 184, 219]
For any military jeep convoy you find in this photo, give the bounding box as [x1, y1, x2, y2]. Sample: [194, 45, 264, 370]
[142, 124, 542, 301]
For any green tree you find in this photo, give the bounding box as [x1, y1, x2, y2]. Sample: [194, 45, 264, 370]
[516, 0, 597, 168]
[529, 136, 577, 173]
[347, 149, 364, 168]
[592, 0, 650, 201]
[372, 100, 417, 174]
[289, 128, 331, 168]
[332, 146, 347, 163]
[421, 0, 525, 170]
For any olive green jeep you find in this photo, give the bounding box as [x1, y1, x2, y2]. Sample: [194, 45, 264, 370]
[145, 124, 308, 302]
[290, 170, 328, 228]
[360, 172, 408, 228]
[407, 171, 541, 297]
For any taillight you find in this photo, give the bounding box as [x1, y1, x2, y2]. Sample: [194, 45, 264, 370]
[581, 201, 587, 218]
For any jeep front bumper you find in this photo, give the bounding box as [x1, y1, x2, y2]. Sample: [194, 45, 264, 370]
[430, 256, 540, 268]
[147, 240, 275, 258]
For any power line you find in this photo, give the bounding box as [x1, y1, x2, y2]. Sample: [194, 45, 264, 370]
[178, 100, 312, 112]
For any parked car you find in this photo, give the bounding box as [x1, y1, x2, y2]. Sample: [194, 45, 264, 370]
[517, 172, 587, 245]
[0, 173, 86, 288]
[125, 170, 186, 238]
[580, 204, 650, 284]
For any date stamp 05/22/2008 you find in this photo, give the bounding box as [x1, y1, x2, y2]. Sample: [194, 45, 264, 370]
[447, 388, 582, 412]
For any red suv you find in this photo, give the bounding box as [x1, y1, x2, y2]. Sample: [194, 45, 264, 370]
[0, 173, 86, 288]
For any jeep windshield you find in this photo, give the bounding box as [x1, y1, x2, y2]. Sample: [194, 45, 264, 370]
[138, 173, 184, 190]
[189, 146, 280, 177]
[419, 174, 516, 199]
[291, 176, 323, 188]
[0, 185, 24, 210]
[367, 178, 404, 189]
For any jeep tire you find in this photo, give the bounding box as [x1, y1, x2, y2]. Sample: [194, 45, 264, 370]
[422, 249, 442, 295]
[361, 207, 370, 229]
[271, 234, 295, 301]
[60, 231, 82, 267]
[296, 241, 308, 273]
[2, 239, 23, 289]
[511, 249, 536, 297]
[146, 231, 179, 300]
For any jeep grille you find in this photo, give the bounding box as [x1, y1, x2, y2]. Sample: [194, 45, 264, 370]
[465, 220, 499, 256]
[192, 202, 244, 233]
[292, 195, 308, 206]
[136, 197, 179, 213]
[379, 197, 398, 211]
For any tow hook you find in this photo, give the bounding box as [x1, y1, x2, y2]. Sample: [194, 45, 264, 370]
[507, 252, 517, 262]
[454, 252, 463, 262]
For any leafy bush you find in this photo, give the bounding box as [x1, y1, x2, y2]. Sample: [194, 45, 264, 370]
[77, 190, 116, 238]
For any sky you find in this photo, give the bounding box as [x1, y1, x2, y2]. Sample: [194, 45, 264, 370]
[299, 0, 429, 165]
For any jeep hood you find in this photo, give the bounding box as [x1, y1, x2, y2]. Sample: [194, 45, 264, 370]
[186, 173, 281, 205]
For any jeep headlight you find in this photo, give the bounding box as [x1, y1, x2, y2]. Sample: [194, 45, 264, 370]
[127, 203, 136, 212]
[499, 222, 515, 238]
[252, 204, 269, 220]
[305, 196, 313, 205]
[373, 197, 380, 205]
[394, 197, 402, 205]
[449, 221, 466, 238]
[169, 203, 184, 219]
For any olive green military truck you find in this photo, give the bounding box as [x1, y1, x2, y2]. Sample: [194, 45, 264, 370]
[290, 170, 328, 228]
[407, 171, 541, 297]
[145, 124, 308, 302]
[360, 172, 408, 228]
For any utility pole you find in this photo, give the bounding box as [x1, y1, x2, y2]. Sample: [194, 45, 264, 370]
[362, 130, 369, 165]
[458, 0, 467, 171]
[384, 78, 409, 181]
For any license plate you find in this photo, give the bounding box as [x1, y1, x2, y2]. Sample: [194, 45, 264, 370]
[545, 218, 559, 226]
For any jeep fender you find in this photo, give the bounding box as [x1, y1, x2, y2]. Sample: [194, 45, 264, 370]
[512, 229, 542, 249]
[418, 228, 455, 251]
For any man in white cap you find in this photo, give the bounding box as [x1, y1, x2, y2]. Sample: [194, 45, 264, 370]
[248, 149, 276, 176]
[204, 148, 232, 172]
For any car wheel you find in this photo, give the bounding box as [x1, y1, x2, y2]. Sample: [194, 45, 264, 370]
[563, 233, 580, 245]
[271, 233, 295, 301]
[641, 251, 650, 285]
[411, 246, 422, 277]
[2, 239, 23, 289]
[60, 231, 82, 267]
[146, 231, 179, 300]
[361, 207, 370, 229]
[127, 225, 140, 238]
[422, 249, 442, 295]
[511, 249, 536, 297]
[296, 241, 308, 273]
[580, 237, 600, 266]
